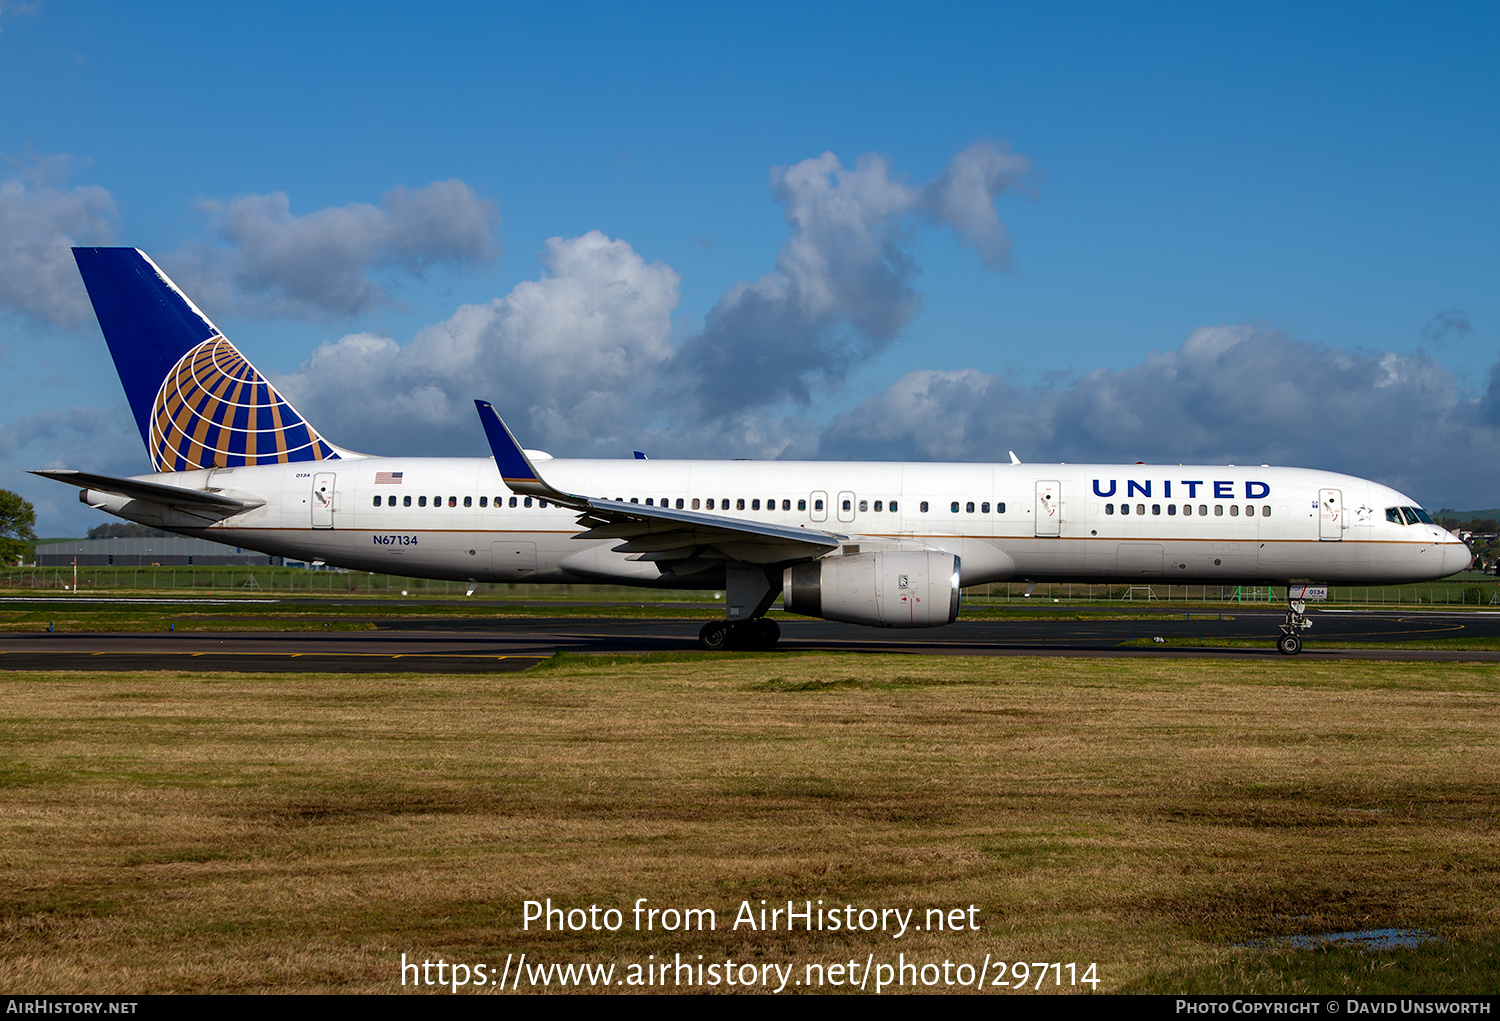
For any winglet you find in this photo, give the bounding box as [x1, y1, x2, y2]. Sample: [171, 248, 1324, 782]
[474, 400, 583, 505]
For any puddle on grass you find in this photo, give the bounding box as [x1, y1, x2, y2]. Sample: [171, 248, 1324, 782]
[1241, 929, 1438, 951]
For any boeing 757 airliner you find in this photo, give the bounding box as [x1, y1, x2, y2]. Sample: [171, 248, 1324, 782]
[34, 248, 1471, 653]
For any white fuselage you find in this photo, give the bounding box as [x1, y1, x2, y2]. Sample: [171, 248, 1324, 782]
[85, 457, 1472, 587]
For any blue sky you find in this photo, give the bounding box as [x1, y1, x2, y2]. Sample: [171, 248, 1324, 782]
[2, 1, 1497, 534]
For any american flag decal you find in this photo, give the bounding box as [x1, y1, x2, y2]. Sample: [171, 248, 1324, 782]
[375, 472, 404, 484]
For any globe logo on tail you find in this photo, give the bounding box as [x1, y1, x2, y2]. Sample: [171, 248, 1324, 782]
[148, 336, 338, 472]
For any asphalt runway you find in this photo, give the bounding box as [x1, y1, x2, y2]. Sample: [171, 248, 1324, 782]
[3, 608, 1499, 671]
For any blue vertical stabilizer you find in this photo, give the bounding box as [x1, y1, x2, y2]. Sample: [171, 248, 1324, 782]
[72, 248, 341, 472]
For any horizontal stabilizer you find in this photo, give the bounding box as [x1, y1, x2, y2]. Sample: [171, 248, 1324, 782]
[29, 469, 262, 512]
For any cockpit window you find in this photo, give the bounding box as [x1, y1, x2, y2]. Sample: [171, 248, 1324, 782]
[1386, 507, 1403, 524]
[1401, 507, 1421, 526]
[1412, 507, 1435, 524]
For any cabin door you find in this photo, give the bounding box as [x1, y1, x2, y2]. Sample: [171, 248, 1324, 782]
[312, 473, 336, 529]
[1319, 488, 1343, 541]
[1035, 480, 1061, 537]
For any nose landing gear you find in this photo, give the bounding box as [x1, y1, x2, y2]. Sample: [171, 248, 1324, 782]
[1277, 597, 1312, 655]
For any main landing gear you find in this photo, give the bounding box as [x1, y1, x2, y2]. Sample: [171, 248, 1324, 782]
[698, 565, 783, 651]
[1277, 597, 1313, 655]
[698, 617, 781, 651]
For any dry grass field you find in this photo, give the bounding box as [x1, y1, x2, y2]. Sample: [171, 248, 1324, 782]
[1, 652, 1496, 994]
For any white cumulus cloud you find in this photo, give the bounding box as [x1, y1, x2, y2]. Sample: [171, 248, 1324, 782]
[0, 158, 117, 325]
[669, 142, 1031, 420]
[276, 230, 680, 455]
[167, 179, 502, 319]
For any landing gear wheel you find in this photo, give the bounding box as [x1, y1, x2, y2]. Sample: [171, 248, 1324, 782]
[698, 621, 730, 651]
[1277, 594, 1312, 656]
[757, 617, 781, 647]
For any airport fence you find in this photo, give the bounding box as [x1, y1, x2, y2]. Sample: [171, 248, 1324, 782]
[1, 566, 1497, 607]
[0, 566, 709, 602]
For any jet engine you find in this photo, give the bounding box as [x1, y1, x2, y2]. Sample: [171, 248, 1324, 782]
[783, 551, 961, 627]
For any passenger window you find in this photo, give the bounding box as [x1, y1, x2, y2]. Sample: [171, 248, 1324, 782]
[706, 499, 715, 510]
[920, 501, 929, 513]
[1167, 504, 1176, 516]
[539, 499, 548, 509]
[1106, 503, 1115, 515]
[524, 497, 533, 508]
[1244, 505, 1253, 516]
[418, 496, 427, 507]
[404, 495, 412, 507]
[1199, 505, 1208, 516]
[737, 499, 746, 510]
[1214, 505, 1223, 516]
[962, 501, 971, 513]
[373, 496, 381, 507]
[509, 496, 517, 508]
[843, 499, 852, 512]
[1230, 505, 1239, 517]
[859, 500, 868, 512]
[479, 496, 487, 508]
[1121, 504, 1129, 515]
[646, 498, 654, 506]
[1182, 504, 1191, 516]
[1262, 505, 1271, 517]
[676, 498, 684, 509]
[815, 499, 824, 511]
[630, 497, 639, 504]
[981, 502, 989, 513]
[890, 501, 898, 512]
[782, 499, 791, 510]
[996, 502, 1004, 513]
[464, 496, 472, 508]
[951, 502, 960, 513]
[751, 499, 760, 510]
[798, 499, 806, 511]
[1136, 504, 1145, 515]
[1152, 504, 1161, 515]
[692, 498, 700, 510]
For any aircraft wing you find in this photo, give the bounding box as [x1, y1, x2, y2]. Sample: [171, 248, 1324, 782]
[474, 400, 841, 569]
[30, 469, 263, 513]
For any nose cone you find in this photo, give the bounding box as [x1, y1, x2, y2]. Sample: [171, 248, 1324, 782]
[1442, 534, 1473, 576]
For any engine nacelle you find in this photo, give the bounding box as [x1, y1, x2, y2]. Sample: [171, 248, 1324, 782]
[783, 551, 961, 628]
